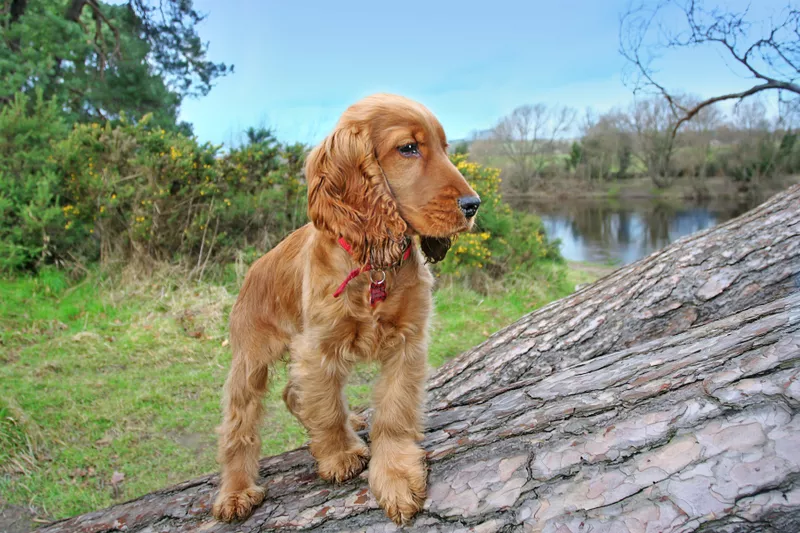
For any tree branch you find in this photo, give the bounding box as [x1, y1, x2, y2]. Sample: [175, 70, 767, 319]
[672, 79, 800, 136]
[64, 0, 87, 22]
[85, 0, 121, 59]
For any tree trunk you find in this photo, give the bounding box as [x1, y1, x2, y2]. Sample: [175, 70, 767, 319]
[7, 0, 29, 54]
[64, 0, 87, 23]
[429, 183, 800, 408]
[9, 0, 28, 25]
[37, 186, 800, 533]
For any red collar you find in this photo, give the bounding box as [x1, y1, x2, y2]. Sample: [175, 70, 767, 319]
[332, 237, 412, 306]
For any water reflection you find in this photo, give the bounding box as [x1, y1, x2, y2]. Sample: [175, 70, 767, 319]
[509, 197, 757, 265]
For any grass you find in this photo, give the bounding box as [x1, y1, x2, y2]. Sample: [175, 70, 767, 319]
[0, 261, 606, 521]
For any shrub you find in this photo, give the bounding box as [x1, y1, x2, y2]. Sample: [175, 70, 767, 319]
[568, 141, 583, 171]
[0, 91, 70, 271]
[0, 91, 561, 282]
[453, 141, 469, 155]
[55, 115, 307, 271]
[0, 92, 310, 273]
[435, 154, 562, 279]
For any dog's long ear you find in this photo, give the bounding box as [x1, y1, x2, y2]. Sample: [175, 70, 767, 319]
[306, 124, 407, 267]
[419, 236, 452, 263]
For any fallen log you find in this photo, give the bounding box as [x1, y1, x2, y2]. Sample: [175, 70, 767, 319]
[429, 183, 800, 407]
[37, 186, 800, 532]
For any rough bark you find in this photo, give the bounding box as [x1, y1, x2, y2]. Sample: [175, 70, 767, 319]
[36, 185, 800, 532]
[429, 183, 800, 407]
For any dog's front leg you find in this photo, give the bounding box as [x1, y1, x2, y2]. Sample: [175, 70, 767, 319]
[369, 333, 428, 525]
[291, 335, 370, 483]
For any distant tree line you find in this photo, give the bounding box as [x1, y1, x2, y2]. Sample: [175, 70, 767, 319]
[470, 0, 799, 196]
[470, 96, 799, 196]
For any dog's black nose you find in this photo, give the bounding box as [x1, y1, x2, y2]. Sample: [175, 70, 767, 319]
[458, 196, 481, 218]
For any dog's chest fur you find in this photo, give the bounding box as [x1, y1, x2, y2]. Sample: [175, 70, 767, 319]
[311, 264, 433, 363]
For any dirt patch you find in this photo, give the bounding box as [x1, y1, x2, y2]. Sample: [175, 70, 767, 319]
[567, 261, 617, 280]
[166, 430, 213, 457]
[0, 503, 39, 533]
[174, 431, 209, 451]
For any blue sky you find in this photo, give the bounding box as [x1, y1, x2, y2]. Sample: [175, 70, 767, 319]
[179, 0, 774, 147]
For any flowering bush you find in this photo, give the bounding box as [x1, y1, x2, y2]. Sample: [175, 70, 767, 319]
[435, 154, 562, 278]
[55, 116, 307, 269]
[0, 92, 310, 273]
[1, 92, 560, 279]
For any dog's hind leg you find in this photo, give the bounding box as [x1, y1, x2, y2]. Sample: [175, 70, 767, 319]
[283, 380, 367, 432]
[282, 379, 304, 427]
[212, 321, 286, 522]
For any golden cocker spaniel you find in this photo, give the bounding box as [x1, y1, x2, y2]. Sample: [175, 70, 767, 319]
[212, 93, 480, 525]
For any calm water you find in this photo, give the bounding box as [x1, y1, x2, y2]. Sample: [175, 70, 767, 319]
[508, 197, 759, 265]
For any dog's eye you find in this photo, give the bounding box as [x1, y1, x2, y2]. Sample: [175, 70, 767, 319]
[397, 143, 420, 157]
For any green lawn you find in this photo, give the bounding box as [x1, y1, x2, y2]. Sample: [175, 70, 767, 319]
[0, 261, 605, 521]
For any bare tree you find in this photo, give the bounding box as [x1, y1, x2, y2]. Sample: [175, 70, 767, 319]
[626, 96, 681, 187]
[620, 0, 800, 136]
[492, 104, 576, 191]
[720, 97, 786, 190]
[734, 99, 771, 132]
[578, 108, 633, 181]
[675, 98, 724, 195]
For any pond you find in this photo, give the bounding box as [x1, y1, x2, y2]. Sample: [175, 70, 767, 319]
[508, 196, 761, 266]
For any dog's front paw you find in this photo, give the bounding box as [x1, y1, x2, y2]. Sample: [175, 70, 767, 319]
[212, 485, 266, 522]
[369, 440, 427, 525]
[316, 439, 370, 483]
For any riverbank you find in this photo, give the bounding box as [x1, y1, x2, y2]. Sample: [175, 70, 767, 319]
[567, 261, 617, 284]
[0, 260, 611, 525]
[507, 188, 769, 265]
[508, 174, 800, 202]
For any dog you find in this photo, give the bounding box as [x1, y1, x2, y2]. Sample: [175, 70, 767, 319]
[212, 93, 480, 525]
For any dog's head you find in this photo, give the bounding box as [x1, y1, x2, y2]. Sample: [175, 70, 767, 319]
[305, 94, 480, 268]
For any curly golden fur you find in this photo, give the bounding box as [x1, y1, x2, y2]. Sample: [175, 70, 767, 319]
[212, 94, 480, 525]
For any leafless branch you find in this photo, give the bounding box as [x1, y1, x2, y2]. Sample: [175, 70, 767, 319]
[620, 1, 800, 160]
[672, 79, 800, 134]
